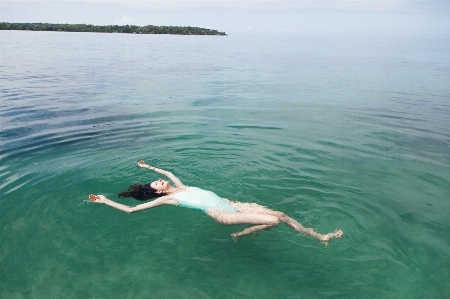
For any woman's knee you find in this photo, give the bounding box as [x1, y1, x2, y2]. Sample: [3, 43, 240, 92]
[275, 211, 285, 218]
[263, 215, 281, 225]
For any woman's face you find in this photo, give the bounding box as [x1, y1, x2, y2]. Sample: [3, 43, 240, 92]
[150, 179, 170, 193]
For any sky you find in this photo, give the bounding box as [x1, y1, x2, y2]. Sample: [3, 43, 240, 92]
[1, 0, 449, 38]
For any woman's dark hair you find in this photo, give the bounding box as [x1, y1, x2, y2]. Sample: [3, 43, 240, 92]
[118, 183, 163, 201]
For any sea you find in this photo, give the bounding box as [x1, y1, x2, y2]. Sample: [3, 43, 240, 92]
[0, 30, 449, 299]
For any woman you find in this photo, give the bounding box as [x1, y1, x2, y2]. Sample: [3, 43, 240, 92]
[89, 160, 343, 245]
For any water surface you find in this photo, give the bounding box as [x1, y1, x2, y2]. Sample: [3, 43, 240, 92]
[1, 31, 449, 298]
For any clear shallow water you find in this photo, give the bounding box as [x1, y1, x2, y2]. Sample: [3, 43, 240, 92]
[1, 31, 449, 298]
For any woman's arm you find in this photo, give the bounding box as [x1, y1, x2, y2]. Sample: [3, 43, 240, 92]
[89, 194, 133, 213]
[137, 160, 184, 188]
[131, 196, 179, 213]
[89, 194, 179, 214]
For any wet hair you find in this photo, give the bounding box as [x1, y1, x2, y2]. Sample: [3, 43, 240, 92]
[118, 183, 164, 201]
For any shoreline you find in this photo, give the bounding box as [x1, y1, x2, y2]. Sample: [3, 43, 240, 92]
[0, 22, 227, 36]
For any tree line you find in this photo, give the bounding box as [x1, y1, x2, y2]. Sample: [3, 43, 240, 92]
[0, 23, 227, 36]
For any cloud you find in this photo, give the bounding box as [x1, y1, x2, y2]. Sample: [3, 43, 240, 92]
[115, 15, 133, 25]
[2, 0, 404, 12]
[280, 27, 299, 33]
[92, 0, 407, 12]
[3, 0, 448, 14]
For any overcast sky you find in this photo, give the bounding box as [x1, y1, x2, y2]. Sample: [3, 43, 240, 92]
[1, 0, 449, 38]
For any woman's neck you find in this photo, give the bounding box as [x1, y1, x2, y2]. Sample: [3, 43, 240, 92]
[167, 186, 187, 194]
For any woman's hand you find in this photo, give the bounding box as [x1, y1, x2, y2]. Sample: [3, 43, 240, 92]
[138, 160, 155, 170]
[138, 160, 184, 188]
[89, 194, 107, 203]
[138, 160, 148, 168]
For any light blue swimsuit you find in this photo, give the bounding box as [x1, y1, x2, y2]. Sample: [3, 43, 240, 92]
[170, 187, 238, 213]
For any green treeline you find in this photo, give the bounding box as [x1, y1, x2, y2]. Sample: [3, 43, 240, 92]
[0, 22, 227, 36]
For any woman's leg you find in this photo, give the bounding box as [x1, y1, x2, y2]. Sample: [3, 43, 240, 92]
[230, 224, 273, 243]
[206, 209, 281, 226]
[279, 214, 343, 245]
[220, 201, 343, 245]
[206, 209, 281, 242]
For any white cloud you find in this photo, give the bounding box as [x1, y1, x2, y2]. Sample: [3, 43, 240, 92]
[4, 0, 404, 12]
[93, 0, 407, 12]
[3, 0, 446, 14]
[115, 15, 133, 25]
[280, 27, 299, 33]
[246, 25, 255, 31]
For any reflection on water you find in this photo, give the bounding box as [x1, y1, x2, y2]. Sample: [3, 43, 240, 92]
[1, 31, 449, 298]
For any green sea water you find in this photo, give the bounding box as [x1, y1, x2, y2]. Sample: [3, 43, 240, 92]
[1, 31, 449, 298]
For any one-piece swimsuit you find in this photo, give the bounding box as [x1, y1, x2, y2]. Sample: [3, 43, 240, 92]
[170, 187, 237, 213]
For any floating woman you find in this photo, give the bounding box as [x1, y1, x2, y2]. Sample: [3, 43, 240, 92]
[89, 160, 343, 245]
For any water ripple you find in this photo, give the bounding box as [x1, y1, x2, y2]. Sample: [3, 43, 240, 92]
[1, 32, 449, 298]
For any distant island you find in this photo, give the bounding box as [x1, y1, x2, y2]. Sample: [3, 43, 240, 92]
[0, 22, 227, 36]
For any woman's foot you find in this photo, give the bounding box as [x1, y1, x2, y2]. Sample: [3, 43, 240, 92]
[231, 233, 243, 243]
[320, 229, 343, 247]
